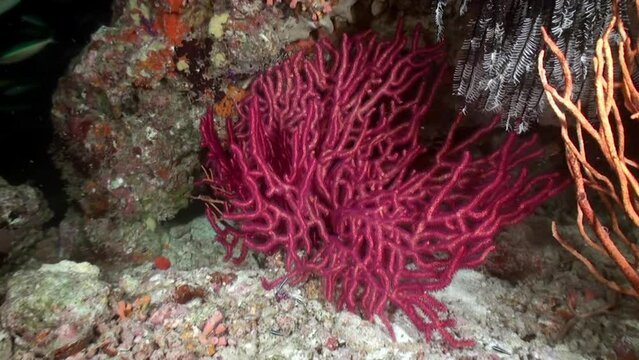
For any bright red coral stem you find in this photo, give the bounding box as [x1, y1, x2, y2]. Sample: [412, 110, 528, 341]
[199, 22, 568, 348]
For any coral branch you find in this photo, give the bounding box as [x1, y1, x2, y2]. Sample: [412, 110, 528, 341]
[538, 8, 639, 297]
[200, 22, 567, 347]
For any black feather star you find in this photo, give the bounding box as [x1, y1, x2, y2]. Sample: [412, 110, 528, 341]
[441, 0, 638, 132]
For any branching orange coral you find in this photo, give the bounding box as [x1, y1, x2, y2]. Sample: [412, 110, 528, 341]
[538, 13, 639, 297]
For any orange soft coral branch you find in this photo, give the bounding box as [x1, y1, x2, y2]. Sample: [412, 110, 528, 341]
[616, 2, 639, 118]
[538, 13, 639, 297]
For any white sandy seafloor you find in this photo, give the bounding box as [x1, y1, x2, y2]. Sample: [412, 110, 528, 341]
[4, 210, 639, 360]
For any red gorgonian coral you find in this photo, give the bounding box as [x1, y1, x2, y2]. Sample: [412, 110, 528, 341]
[198, 22, 568, 347]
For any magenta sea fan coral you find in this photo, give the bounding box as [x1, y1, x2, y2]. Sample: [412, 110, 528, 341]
[199, 23, 568, 347]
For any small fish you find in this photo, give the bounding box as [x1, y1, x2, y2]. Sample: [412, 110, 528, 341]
[0, 38, 54, 64]
[491, 344, 511, 355]
[2, 83, 38, 96]
[0, 103, 31, 112]
[21, 15, 48, 28]
[0, 0, 21, 17]
[291, 295, 305, 306]
[275, 277, 289, 293]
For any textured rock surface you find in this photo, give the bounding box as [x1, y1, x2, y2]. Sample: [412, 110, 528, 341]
[1, 213, 637, 359]
[48, 0, 357, 256]
[0, 177, 52, 230]
[0, 261, 110, 358]
[0, 177, 52, 266]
